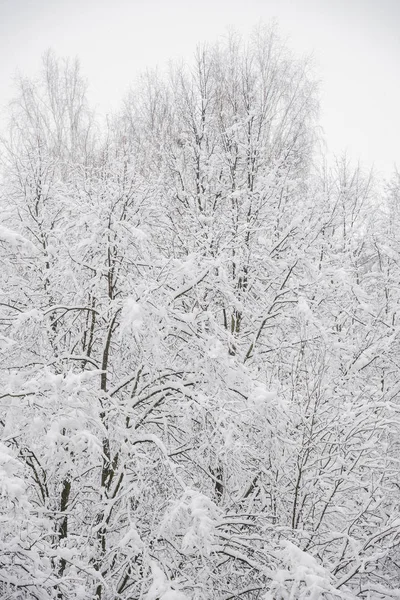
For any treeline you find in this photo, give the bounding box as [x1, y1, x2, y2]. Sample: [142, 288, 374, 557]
[1, 26, 400, 600]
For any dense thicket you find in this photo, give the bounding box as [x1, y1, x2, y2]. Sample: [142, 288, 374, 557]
[1, 28, 400, 600]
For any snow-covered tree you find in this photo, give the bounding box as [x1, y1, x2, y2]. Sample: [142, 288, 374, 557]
[1, 29, 400, 600]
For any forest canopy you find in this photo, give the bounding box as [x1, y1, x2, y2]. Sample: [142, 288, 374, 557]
[1, 25, 400, 600]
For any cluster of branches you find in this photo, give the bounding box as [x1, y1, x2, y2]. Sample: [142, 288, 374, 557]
[1, 26, 400, 600]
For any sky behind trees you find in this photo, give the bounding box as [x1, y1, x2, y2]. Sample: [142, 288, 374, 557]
[0, 0, 399, 177]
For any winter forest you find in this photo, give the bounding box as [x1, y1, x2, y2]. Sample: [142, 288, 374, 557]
[1, 25, 400, 600]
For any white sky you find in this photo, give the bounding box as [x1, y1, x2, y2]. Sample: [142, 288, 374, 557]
[0, 0, 399, 177]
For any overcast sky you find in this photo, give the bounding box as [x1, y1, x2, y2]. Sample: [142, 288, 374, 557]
[0, 0, 399, 177]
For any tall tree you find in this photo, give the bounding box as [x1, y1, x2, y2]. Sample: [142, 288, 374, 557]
[1, 33, 400, 600]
